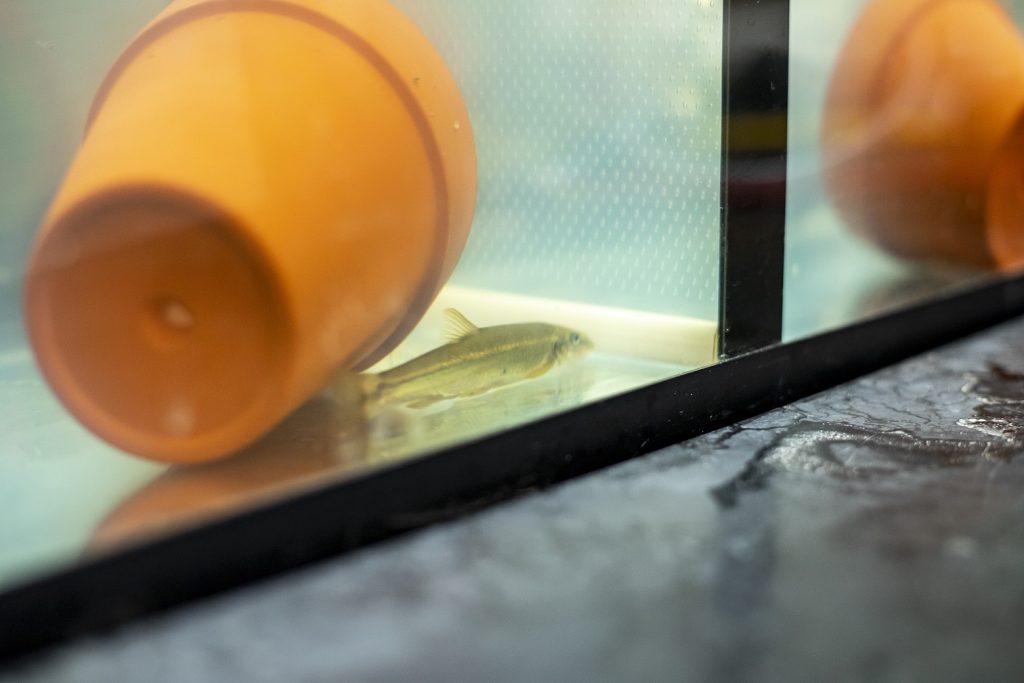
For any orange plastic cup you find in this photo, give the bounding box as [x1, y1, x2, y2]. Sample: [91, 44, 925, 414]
[986, 109, 1024, 269]
[24, 0, 476, 463]
[822, 0, 1024, 268]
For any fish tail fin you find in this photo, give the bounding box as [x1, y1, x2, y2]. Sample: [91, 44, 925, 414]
[443, 308, 479, 342]
[359, 372, 383, 408]
[327, 370, 383, 415]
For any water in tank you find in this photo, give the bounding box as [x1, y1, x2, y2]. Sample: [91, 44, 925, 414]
[786, 0, 1024, 338]
[0, 1, 723, 588]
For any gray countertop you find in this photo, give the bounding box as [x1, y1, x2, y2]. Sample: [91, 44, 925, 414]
[5, 317, 1024, 682]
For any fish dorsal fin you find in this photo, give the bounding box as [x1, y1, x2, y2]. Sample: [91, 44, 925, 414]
[443, 308, 479, 342]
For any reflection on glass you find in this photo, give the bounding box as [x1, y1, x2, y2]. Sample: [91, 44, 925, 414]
[786, 0, 1024, 339]
[91, 396, 364, 549]
[0, 1, 723, 589]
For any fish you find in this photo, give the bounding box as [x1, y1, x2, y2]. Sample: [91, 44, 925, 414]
[360, 308, 593, 409]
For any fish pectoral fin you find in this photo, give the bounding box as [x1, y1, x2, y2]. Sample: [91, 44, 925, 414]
[526, 359, 555, 379]
[443, 308, 480, 342]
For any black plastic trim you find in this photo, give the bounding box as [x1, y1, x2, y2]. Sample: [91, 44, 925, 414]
[718, 0, 789, 357]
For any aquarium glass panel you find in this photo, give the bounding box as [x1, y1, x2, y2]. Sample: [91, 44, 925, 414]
[0, 1, 723, 590]
[785, 0, 1024, 339]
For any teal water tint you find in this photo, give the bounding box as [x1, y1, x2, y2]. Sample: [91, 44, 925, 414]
[0, 1, 175, 586]
[394, 0, 723, 320]
[1, 1, 724, 320]
[0, 1, 723, 594]
[784, 1, 908, 340]
[0, 324, 163, 588]
[0, 1, 172, 284]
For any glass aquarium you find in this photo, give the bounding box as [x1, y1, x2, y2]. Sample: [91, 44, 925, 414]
[8, 0, 1024, 657]
[785, 0, 1024, 338]
[0, 1, 723, 590]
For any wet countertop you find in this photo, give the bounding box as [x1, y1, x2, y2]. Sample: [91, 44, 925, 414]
[6, 316, 1024, 682]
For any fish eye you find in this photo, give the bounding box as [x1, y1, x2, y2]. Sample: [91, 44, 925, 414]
[570, 333, 581, 345]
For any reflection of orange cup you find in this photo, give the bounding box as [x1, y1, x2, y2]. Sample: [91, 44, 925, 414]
[89, 396, 365, 549]
[822, 0, 1024, 268]
[24, 0, 476, 463]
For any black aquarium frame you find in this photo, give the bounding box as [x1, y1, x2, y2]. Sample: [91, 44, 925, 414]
[718, 0, 788, 357]
[5, 0, 1024, 663]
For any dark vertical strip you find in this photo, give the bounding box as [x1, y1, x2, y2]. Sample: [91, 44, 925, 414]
[718, 0, 790, 358]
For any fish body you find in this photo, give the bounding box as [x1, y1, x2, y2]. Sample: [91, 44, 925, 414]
[364, 309, 593, 408]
